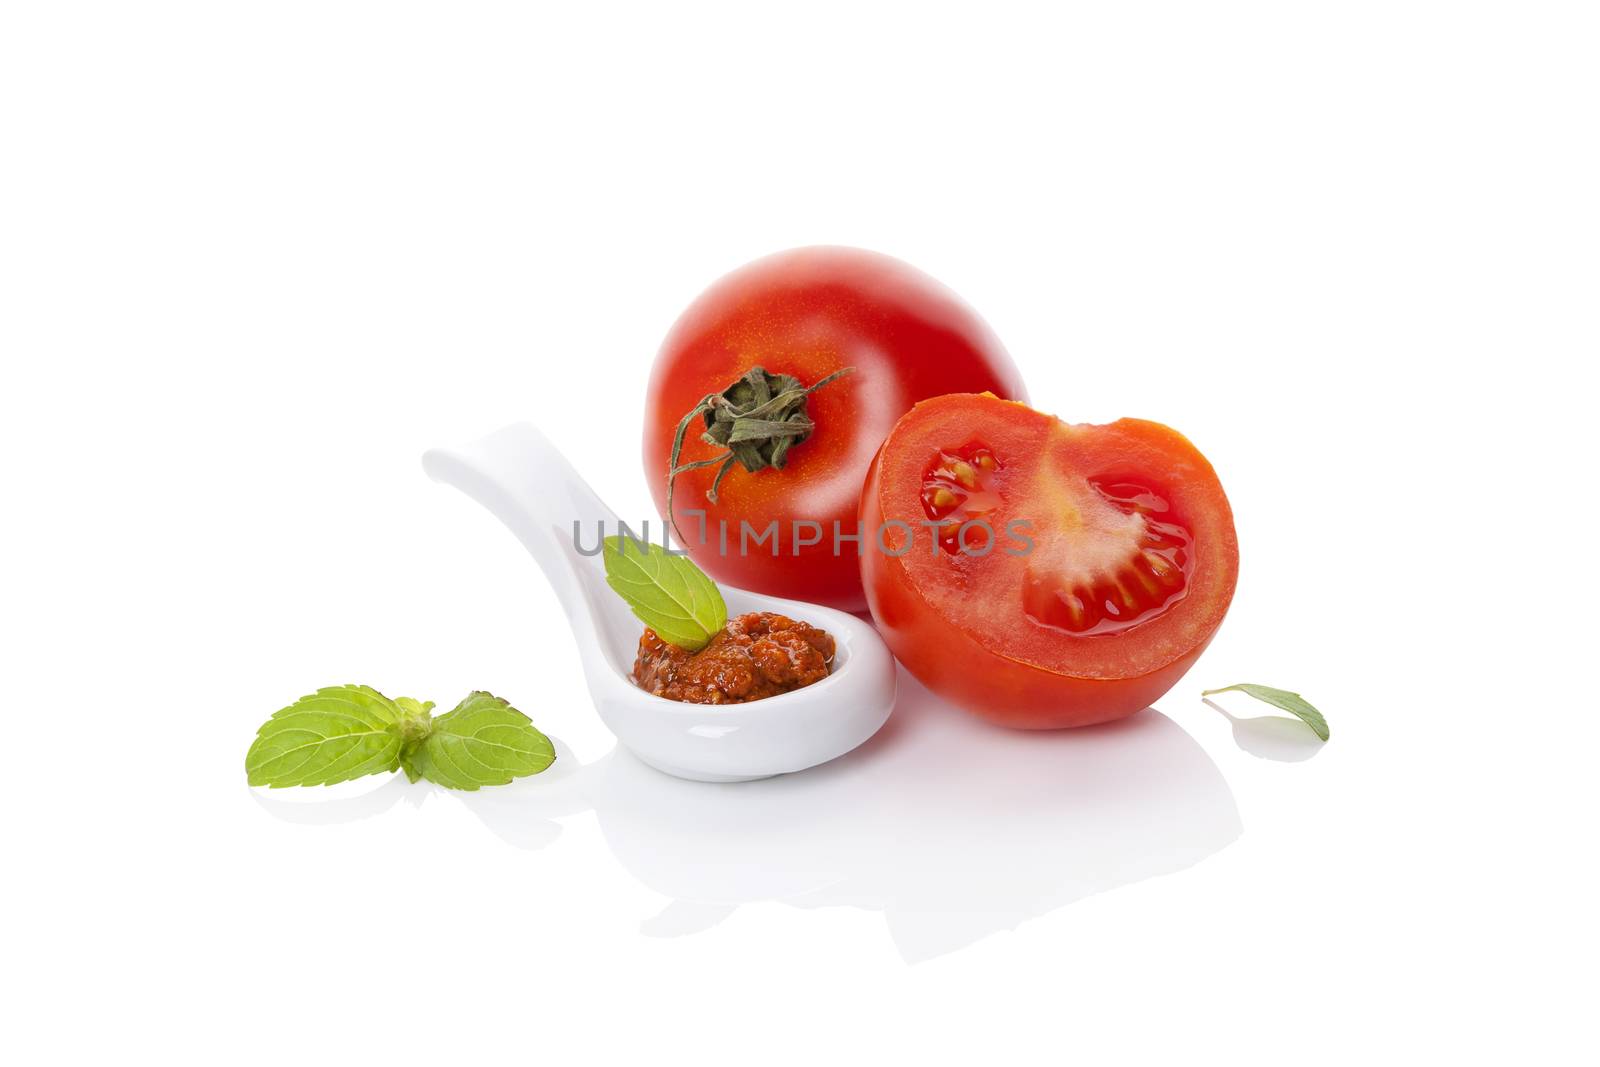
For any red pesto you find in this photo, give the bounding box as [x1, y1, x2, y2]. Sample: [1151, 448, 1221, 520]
[632, 611, 835, 705]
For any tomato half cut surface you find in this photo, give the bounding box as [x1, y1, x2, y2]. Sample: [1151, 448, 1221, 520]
[859, 393, 1239, 728]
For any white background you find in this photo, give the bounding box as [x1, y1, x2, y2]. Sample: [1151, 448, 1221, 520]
[3, 2, 1596, 1063]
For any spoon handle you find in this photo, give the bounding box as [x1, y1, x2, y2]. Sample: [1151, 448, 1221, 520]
[422, 423, 620, 619]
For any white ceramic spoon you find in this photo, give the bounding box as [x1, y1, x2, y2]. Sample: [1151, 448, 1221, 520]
[422, 423, 897, 782]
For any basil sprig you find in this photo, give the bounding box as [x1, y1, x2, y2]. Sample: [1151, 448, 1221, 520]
[246, 685, 554, 790]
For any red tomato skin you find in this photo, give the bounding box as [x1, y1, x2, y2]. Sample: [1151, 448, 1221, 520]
[858, 396, 1238, 728]
[644, 247, 1025, 611]
[860, 531, 1217, 728]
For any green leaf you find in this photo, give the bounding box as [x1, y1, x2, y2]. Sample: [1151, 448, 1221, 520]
[1202, 683, 1330, 741]
[602, 533, 726, 650]
[245, 685, 406, 787]
[400, 691, 556, 791]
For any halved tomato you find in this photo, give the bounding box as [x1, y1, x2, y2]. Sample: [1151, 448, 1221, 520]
[859, 393, 1239, 728]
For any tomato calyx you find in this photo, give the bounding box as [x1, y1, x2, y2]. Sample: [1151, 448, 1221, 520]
[666, 364, 853, 539]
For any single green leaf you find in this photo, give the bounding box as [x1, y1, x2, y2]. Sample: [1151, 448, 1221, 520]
[245, 685, 406, 787]
[602, 533, 726, 650]
[1202, 683, 1330, 741]
[400, 691, 556, 791]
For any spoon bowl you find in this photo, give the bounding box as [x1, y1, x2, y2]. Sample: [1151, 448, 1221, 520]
[422, 423, 897, 782]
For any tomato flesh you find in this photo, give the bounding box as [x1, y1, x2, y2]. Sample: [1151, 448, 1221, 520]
[1021, 476, 1192, 636]
[860, 393, 1238, 729]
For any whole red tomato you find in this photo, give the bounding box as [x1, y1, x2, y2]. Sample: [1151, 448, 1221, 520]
[644, 246, 1024, 611]
[859, 393, 1239, 728]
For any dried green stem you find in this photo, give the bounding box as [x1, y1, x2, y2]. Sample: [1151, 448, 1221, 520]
[666, 365, 854, 543]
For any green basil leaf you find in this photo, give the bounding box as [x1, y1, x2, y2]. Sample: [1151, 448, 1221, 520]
[1202, 683, 1330, 741]
[246, 685, 406, 787]
[602, 534, 726, 650]
[401, 691, 556, 791]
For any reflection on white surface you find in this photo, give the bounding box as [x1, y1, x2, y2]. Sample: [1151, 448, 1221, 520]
[528, 670, 1238, 961]
[254, 671, 1242, 962]
[1204, 699, 1327, 762]
[248, 738, 587, 850]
